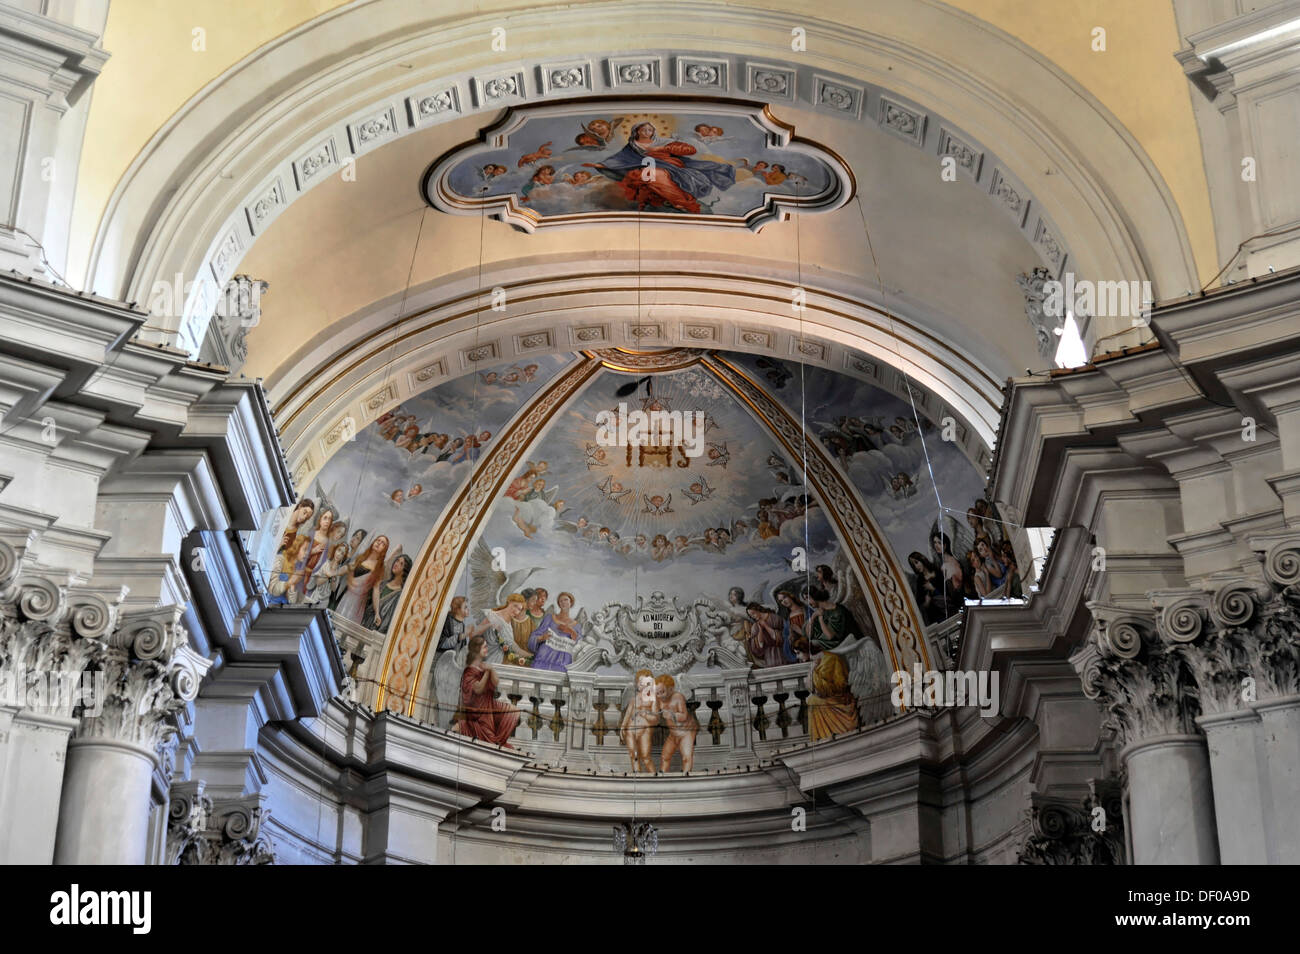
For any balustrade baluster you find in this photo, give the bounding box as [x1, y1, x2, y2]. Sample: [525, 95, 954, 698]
[528, 685, 543, 740]
[549, 696, 566, 742]
[752, 694, 769, 742]
[507, 684, 523, 738]
[705, 696, 724, 745]
[592, 689, 610, 745]
[773, 690, 791, 738]
[793, 688, 810, 735]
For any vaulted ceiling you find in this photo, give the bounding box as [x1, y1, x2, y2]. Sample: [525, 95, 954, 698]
[64, 0, 1216, 492]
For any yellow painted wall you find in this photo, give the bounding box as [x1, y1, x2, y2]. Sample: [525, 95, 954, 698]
[68, 0, 352, 281]
[67, 0, 1219, 286]
[945, 0, 1217, 282]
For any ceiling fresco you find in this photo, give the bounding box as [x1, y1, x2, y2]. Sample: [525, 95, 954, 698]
[260, 347, 1007, 730]
[423, 99, 853, 230]
[262, 353, 572, 632]
[724, 353, 1008, 625]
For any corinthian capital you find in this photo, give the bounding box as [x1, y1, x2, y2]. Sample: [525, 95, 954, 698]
[74, 608, 212, 755]
[167, 783, 274, 866]
[1073, 603, 1196, 747]
[1018, 777, 1125, 865]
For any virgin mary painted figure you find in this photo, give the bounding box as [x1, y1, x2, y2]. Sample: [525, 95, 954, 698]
[583, 122, 735, 213]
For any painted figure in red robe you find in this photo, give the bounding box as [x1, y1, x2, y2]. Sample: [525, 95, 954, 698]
[455, 635, 520, 747]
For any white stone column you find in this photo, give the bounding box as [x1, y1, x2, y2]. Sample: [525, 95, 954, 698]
[1072, 607, 1221, 864]
[1197, 708, 1267, 864]
[55, 737, 158, 864]
[51, 608, 211, 865]
[1255, 694, 1300, 864]
[0, 706, 76, 863]
[1122, 734, 1219, 865]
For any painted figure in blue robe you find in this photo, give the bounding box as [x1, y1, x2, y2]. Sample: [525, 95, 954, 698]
[526, 592, 583, 671]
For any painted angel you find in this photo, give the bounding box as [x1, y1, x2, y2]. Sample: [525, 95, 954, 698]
[642, 493, 673, 515]
[681, 475, 716, 505]
[596, 475, 633, 502]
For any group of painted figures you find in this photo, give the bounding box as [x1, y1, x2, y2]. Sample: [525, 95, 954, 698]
[266, 496, 411, 633]
[908, 498, 1023, 625]
[440, 561, 868, 768]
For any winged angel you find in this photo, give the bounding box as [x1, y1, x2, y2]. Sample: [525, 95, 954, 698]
[430, 540, 543, 726]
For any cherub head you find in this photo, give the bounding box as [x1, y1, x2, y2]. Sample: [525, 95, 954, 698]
[390, 489, 404, 504]
[586, 119, 612, 140]
[654, 673, 676, 701]
[635, 669, 655, 700]
[689, 482, 703, 494]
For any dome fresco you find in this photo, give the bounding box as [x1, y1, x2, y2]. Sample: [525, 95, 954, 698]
[262, 349, 1002, 699]
[262, 353, 572, 629]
